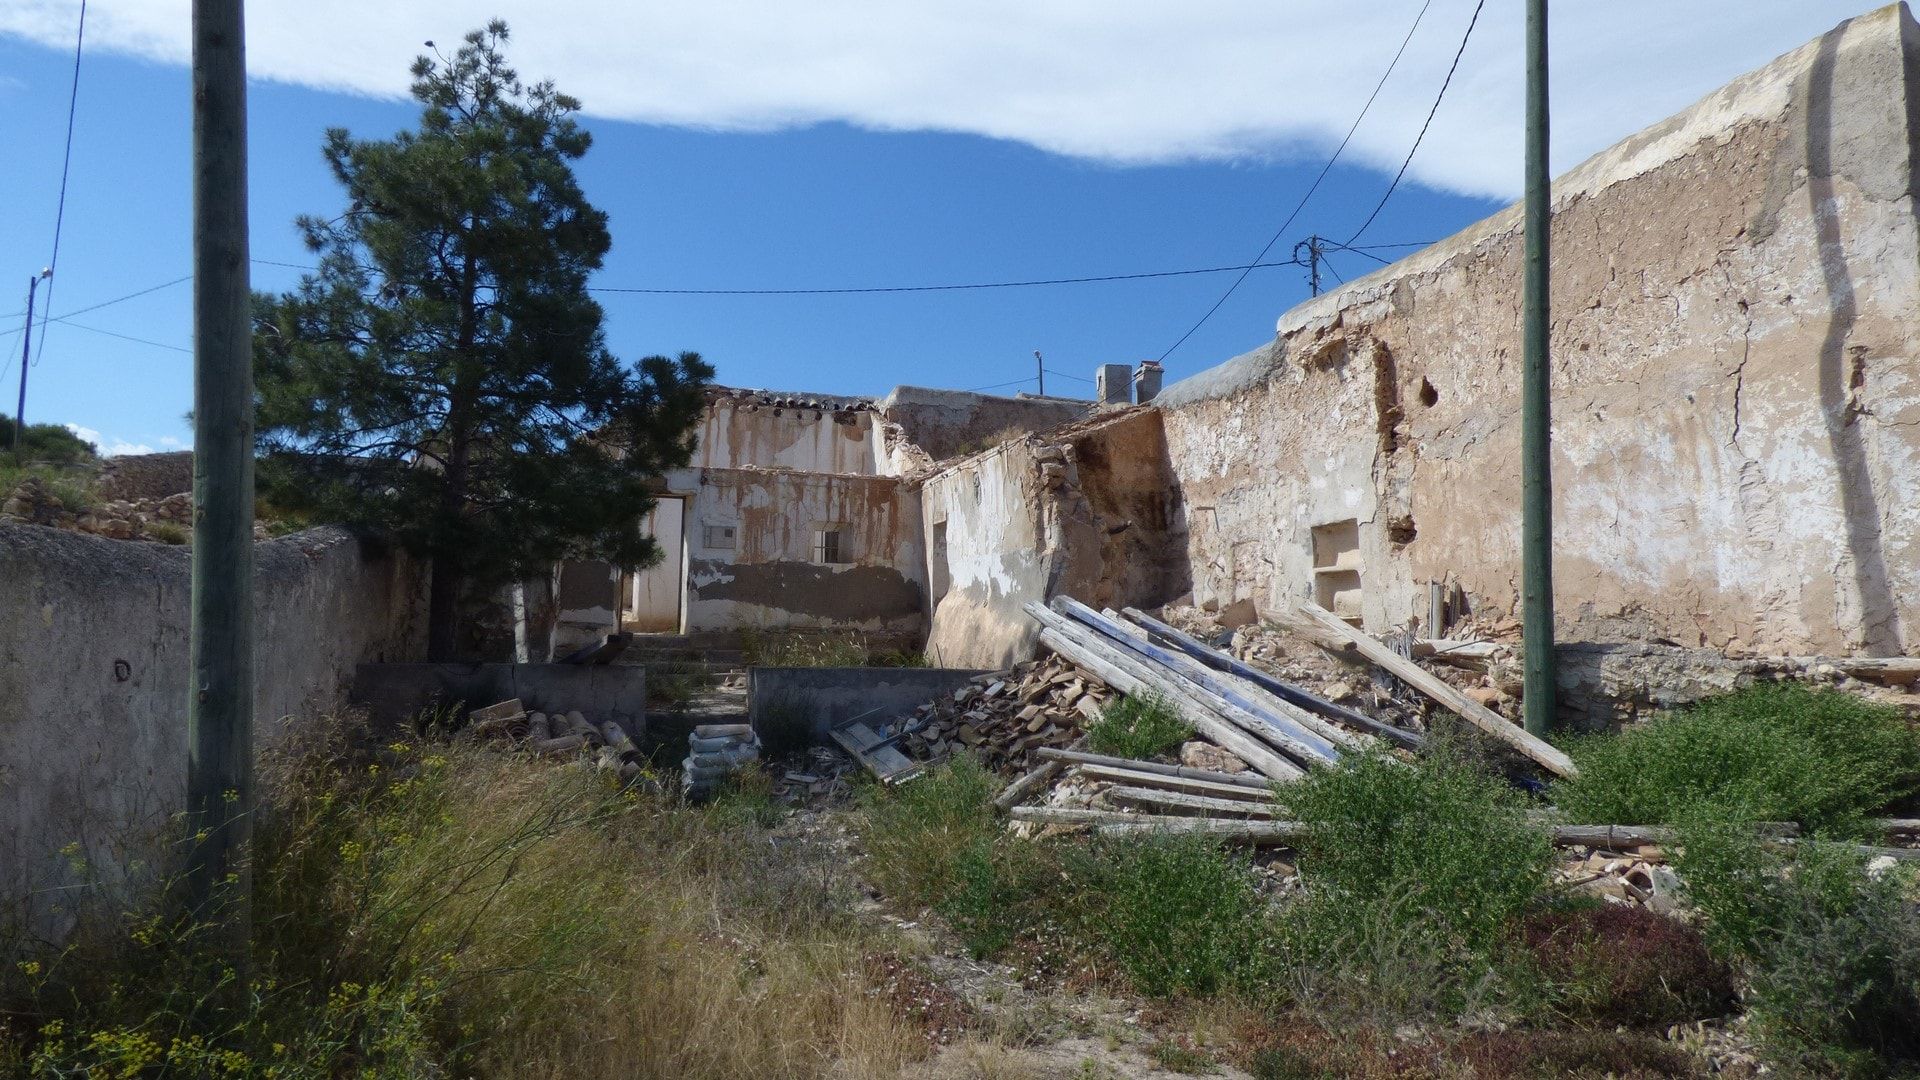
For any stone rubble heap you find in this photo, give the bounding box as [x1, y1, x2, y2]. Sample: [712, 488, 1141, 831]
[896, 653, 1114, 774]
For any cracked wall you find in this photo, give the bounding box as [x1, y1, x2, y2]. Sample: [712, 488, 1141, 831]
[1156, 3, 1920, 656]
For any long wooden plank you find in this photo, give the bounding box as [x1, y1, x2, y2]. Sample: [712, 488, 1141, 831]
[1296, 601, 1578, 778]
[1036, 625, 1304, 783]
[1052, 598, 1338, 765]
[1033, 747, 1274, 790]
[1105, 785, 1278, 819]
[1030, 615, 1305, 782]
[1114, 608, 1370, 752]
[1123, 606, 1424, 751]
[1073, 763, 1276, 802]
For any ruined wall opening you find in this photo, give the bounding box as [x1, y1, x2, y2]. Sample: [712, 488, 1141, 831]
[1311, 519, 1363, 622]
[811, 524, 850, 566]
[929, 519, 950, 604]
[1418, 377, 1439, 408]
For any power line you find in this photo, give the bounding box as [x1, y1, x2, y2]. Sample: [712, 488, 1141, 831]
[1153, 0, 1439, 363]
[589, 259, 1305, 295]
[1042, 368, 1094, 383]
[31, 0, 89, 370]
[1344, 0, 1488, 245]
[49, 317, 192, 354]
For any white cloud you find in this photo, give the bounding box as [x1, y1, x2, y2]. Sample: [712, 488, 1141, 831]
[158, 435, 185, 448]
[64, 422, 156, 456]
[0, 0, 1872, 198]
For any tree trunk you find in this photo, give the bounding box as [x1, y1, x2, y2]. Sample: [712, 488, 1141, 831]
[427, 553, 461, 661]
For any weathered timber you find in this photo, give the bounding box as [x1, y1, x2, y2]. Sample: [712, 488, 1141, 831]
[1105, 785, 1278, 819]
[994, 759, 1066, 813]
[1296, 601, 1578, 778]
[1031, 615, 1305, 782]
[1033, 746, 1274, 790]
[1117, 607, 1371, 751]
[1055, 597, 1341, 765]
[1122, 606, 1423, 751]
[1071, 763, 1276, 802]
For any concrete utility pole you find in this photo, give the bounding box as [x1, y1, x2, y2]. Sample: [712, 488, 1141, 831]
[12, 269, 51, 456]
[1521, 0, 1556, 737]
[1034, 350, 1045, 396]
[184, 0, 256, 931]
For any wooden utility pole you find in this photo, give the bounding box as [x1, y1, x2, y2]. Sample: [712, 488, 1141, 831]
[184, 0, 255, 931]
[1034, 350, 1045, 396]
[1521, 0, 1556, 737]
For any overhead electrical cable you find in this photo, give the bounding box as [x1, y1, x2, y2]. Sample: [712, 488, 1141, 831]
[31, 0, 89, 369]
[1343, 0, 1488, 245]
[1153, 0, 1440, 362]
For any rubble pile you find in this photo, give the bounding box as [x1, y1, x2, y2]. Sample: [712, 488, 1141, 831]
[896, 653, 1114, 773]
[771, 746, 861, 803]
[465, 697, 646, 782]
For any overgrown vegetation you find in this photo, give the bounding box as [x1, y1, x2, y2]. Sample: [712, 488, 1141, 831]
[739, 626, 927, 668]
[0, 414, 96, 465]
[1085, 693, 1191, 760]
[1556, 682, 1920, 835]
[0, 721, 921, 1078]
[1674, 821, 1920, 1077]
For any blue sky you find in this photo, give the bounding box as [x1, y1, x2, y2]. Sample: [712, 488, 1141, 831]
[0, 0, 1871, 453]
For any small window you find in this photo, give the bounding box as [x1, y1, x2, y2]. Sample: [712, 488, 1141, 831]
[702, 524, 737, 550]
[811, 526, 849, 565]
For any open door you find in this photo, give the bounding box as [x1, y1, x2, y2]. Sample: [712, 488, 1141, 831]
[626, 497, 686, 633]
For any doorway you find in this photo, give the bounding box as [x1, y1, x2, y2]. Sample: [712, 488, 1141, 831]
[625, 497, 688, 633]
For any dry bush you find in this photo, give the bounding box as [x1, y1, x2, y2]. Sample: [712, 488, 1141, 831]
[1520, 905, 1733, 1030]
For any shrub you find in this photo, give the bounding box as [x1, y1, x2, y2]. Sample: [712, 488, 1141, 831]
[1088, 833, 1273, 998]
[145, 521, 190, 545]
[1556, 683, 1920, 836]
[1086, 693, 1192, 761]
[1520, 905, 1733, 1028]
[1676, 823, 1920, 1077]
[1276, 751, 1552, 955]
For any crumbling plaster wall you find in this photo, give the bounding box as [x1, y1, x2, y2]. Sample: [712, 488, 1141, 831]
[1158, 3, 1920, 656]
[921, 409, 1186, 668]
[693, 394, 880, 474]
[878, 385, 1093, 462]
[683, 468, 927, 636]
[0, 524, 426, 938]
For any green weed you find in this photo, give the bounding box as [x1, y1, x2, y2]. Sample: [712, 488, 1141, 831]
[1086, 693, 1192, 761]
[1556, 683, 1920, 836]
[1675, 821, 1920, 1078]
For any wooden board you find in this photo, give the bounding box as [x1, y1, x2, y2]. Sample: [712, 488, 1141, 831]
[1296, 601, 1577, 778]
[830, 721, 920, 784]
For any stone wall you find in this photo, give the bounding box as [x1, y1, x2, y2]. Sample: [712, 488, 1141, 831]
[748, 665, 988, 743]
[878, 385, 1094, 462]
[693, 389, 881, 474]
[1157, 3, 1920, 656]
[0, 524, 426, 938]
[921, 409, 1185, 669]
[684, 468, 927, 636]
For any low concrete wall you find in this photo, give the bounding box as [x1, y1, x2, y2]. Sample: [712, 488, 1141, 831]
[748, 666, 987, 744]
[352, 663, 648, 731]
[0, 524, 425, 939]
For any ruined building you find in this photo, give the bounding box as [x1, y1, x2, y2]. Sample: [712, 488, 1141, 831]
[556, 3, 1920, 679]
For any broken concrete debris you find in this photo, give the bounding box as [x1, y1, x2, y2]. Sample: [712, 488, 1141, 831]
[684, 723, 761, 800]
[464, 697, 646, 781]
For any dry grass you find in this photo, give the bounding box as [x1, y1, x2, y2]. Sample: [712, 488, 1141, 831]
[2, 722, 929, 1079]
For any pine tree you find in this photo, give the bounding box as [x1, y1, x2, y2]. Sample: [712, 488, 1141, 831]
[253, 21, 712, 660]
